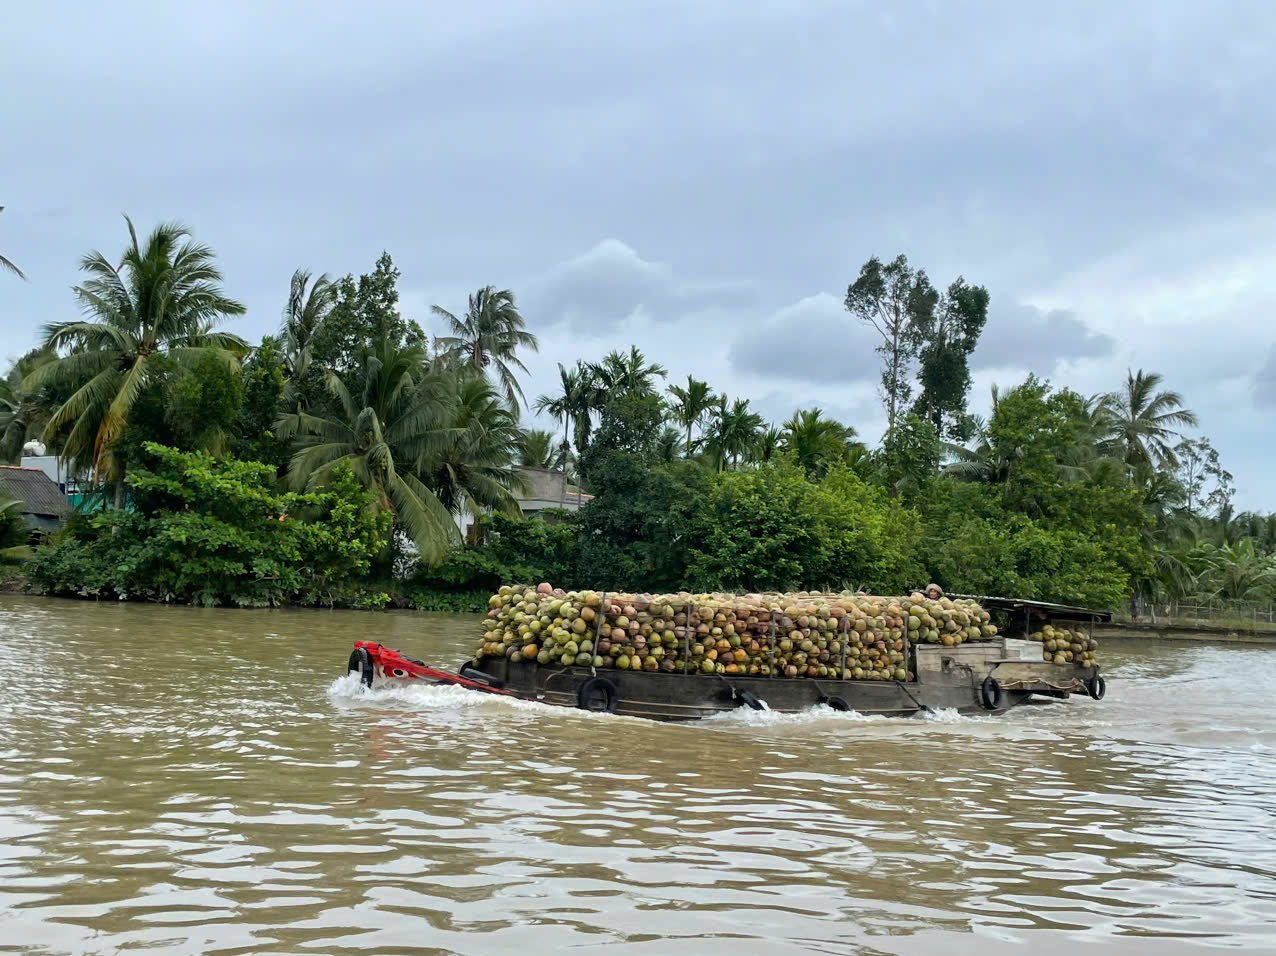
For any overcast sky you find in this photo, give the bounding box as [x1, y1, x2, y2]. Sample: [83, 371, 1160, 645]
[4, 1, 1274, 506]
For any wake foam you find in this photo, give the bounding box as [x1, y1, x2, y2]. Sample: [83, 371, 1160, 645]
[326, 672, 545, 714]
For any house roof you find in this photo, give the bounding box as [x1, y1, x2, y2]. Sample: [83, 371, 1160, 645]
[0, 465, 73, 518]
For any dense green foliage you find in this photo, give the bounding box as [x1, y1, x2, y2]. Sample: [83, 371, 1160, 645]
[1, 494, 31, 565]
[26, 443, 390, 606]
[6, 222, 1271, 613]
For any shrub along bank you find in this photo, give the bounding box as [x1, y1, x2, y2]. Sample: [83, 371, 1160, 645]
[27, 443, 391, 607]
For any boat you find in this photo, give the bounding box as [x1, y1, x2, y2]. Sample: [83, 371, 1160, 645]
[346, 596, 1109, 720]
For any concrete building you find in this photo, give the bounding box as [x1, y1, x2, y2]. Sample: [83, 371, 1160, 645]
[455, 467, 592, 538]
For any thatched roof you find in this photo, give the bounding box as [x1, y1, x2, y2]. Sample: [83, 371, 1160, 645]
[0, 466, 72, 518]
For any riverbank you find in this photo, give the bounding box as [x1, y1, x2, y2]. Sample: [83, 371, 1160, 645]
[1097, 620, 1276, 645]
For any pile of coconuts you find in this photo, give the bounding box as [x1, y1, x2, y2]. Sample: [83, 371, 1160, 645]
[1028, 624, 1099, 668]
[476, 584, 1000, 681]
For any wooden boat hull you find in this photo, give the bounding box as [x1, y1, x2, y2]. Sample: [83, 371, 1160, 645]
[468, 640, 1102, 720]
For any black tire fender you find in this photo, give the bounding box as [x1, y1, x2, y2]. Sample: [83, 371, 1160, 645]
[347, 647, 374, 687]
[576, 676, 619, 713]
[980, 675, 1003, 710]
[819, 695, 851, 712]
[736, 689, 768, 711]
[1085, 674, 1106, 701]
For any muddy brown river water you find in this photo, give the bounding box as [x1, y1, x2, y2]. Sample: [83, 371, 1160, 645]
[1, 596, 1274, 954]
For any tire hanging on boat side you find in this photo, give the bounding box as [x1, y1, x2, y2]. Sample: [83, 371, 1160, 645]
[576, 677, 619, 713]
[1084, 675, 1106, 700]
[819, 695, 851, 712]
[348, 647, 373, 688]
[979, 675, 1003, 710]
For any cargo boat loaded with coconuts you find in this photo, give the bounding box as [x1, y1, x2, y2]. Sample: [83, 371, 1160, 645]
[347, 587, 1110, 720]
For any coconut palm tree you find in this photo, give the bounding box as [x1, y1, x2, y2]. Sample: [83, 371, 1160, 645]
[276, 342, 458, 563]
[705, 396, 764, 470]
[517, 428, 566, 470]
[25, 218, 246, 506]
[666, 375, 716, 456]
[1192, 539, 1276, 601]
[0, 207, 24, 280]
[0, 495, 31, 564]
[753, 425, 783, 464]
[781, 407, 860, 478]
[655, 425, 683, 463]
[421, 372, 525, 520]
[534, 362, 591, 458]
[1102, 369, 1198, 469]
[588, 346, 667, 397]
[280, 268, 336, 378]
[432, 286, 539, 411]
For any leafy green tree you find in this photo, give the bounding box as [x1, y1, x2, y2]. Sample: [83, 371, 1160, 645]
[684, 462, 923, 592]
[845, 254, 938, 437]
[162, 350, 245, 454]
[311, 253, 425, 374]
[666, 374, 716, 456]
[1102, 369, 1198, 469]
[780, 407, 859, 479]
[276, 341, 457, 563]
[26, 218, 246, 506]
[578, 389, 667, 488]
[0, 207, 23, 279]
[1172, 435, 1232, 516]
[26, 443, 390, 606]
[1, 494, 32, 564]
[432, 286, 539, 411]
[911, 276, 989, 438]
[876, 413, 940, 500]
[233, 337, 289, 469]
[573, 460, 710, 590]
[949, 377, 1095, 514]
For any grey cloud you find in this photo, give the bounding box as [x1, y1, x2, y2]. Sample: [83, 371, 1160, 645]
[1255, 345, 1276, 408]
[727, 294, 880, 384]
[971, 303, 1115, 373]
[523, 240, 755, 333]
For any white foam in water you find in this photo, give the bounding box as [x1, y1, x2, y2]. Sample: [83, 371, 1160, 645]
[329, 675, 988, 730]
[327, 673, 547, 714]
[701, 703, 889, 727]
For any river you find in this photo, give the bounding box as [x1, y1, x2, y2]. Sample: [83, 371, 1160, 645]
[1, 596, 1274, 954]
